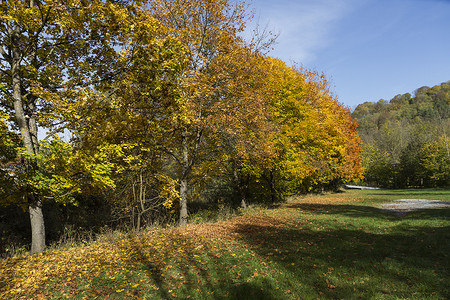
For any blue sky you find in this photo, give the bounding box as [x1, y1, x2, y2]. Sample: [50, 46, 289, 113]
[247, 0, 450, 109]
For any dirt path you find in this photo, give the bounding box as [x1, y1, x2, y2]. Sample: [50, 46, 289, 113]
[380, 199, 450, 214]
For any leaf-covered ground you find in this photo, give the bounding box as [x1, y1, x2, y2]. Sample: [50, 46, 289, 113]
[1, 189, 449, 299]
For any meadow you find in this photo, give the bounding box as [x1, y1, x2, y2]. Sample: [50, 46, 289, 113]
[1, 189, 449, 299]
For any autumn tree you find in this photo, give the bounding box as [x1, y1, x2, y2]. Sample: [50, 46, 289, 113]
[0, 0, 164, 252]
[67, 17, 188, 229]
[263, 58, 363, 193]
[149, 0, 258, 225]
[205, 47, 277, 208]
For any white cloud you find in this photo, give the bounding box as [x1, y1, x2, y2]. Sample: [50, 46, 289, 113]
[248, 0, 363, 64]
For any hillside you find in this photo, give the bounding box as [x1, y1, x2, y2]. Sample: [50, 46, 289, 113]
[352, 81, 450, 188]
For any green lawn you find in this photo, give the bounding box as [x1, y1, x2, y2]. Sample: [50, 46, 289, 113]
[1, 189, 449, 299]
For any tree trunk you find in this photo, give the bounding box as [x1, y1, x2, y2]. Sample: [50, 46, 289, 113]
[28, 101, 40, 154]
[179, 132, 189, 226]
[240, 192, 247, 209]
[29, 200, 46, 253]
[270, 169, 277, 203]
[11, 24, 45, 253]
[137, 213, 141, 232]
[233, 168, 247, 209]
[179, 176, 188, 226]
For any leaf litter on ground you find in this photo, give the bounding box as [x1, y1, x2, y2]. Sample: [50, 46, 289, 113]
[1, 190, 449, 299]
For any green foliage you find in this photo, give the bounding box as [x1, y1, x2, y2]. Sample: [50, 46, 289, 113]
[418, 136, 450, 187]
[362, 144, 397, 187]
[353, 81, 450, 187]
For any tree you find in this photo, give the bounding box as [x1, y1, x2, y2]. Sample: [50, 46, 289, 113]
[352, 81, 450, 188]
[0, 0, 155, 252]
[263, 58, 363, 193]
[363, 144, 396, 187]
[418, 136, 450, 187]
[210, 47, 277, 208]
[150, 0, 256, 225]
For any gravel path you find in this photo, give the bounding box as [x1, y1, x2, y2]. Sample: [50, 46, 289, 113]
[380, 199, 450, 214]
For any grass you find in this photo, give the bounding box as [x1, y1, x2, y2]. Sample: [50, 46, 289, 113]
[1, 189, 449, 299]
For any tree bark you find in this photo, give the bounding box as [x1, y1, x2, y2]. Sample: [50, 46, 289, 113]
[270, 169, 277, 203]
[179, 176, 188, 226]
[233, 167, 247, 209]
[240, 191, 247, 209]
[179, 132, 189, 226]
[29, 200, 46, 253]
[11, 23, 45, 253]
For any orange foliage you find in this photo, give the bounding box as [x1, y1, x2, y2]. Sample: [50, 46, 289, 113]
[263, 58, 363, 189]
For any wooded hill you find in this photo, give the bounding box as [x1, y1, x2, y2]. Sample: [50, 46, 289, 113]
[352, 81, 450, 188]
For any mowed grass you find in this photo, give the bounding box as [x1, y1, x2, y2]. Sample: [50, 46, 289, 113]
[1, 189, 449, 299]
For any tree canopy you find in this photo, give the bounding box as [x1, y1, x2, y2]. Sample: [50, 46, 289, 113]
[352, 81, 450, 188]
[0, 0, 363, 253]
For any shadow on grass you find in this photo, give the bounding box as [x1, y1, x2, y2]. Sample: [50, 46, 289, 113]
[112, 232, 283, 300]
[114, 203, 449, 299]
[284, 202, 450, 220]
[2, 198, 449, 299]
[232, 205, 450, 299]
[364, 189, 450, 198]
[118, 203, 449, 298]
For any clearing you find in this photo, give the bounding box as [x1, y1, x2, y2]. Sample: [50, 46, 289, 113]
[1, 188, 449, 299]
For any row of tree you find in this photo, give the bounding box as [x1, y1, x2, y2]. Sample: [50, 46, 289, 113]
[352, 81, 449, 188]
[0, 0, 363, 253]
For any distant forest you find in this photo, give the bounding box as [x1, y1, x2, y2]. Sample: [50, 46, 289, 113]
[352, 81, 450, 188]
